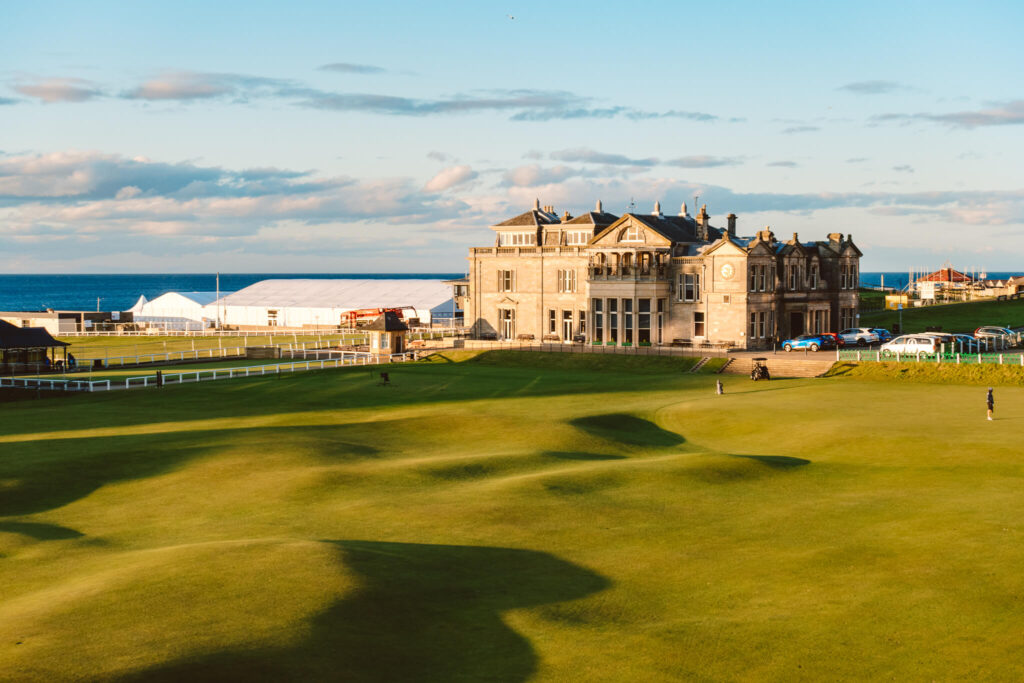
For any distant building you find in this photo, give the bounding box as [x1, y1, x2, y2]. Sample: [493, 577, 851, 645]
[0, 310, 130, 335]
[464, 200, 862, 348]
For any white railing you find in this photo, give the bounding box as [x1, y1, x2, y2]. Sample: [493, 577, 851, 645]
[1, 353, 380, 392]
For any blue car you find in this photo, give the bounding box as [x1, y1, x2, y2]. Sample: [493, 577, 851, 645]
[782, 334, 834, 352]
[870, 328, 893, 343]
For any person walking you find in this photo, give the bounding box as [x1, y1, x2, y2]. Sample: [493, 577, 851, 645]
[987, 387, 995, 421]
[716, 379, 724, 395]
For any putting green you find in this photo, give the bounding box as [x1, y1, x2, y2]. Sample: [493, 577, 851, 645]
[1, 351, 1022, 680]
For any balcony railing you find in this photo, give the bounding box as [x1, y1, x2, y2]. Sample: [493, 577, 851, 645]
[588, 265, 669, 281]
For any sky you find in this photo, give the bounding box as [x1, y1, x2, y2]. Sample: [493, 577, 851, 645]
[2, 0, 1023, 273]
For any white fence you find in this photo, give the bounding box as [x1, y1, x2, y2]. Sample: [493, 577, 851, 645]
[0, 351, 417, 393]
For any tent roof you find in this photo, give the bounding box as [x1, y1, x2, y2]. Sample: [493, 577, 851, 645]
[0, 320, 69, 349]
[149, 291, 225, 306]
[217, 279, 452, 310]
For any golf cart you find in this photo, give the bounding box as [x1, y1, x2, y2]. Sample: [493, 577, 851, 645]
[751, 358, 770, 381]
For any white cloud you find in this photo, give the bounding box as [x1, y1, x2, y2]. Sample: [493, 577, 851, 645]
[423, 165, 477, 192]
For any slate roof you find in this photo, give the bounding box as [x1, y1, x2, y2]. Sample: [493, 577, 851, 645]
[564, 211, 620, 228]
[364, 311, 409, 332]
[0, 320, 69, 349]
[494, 209, 561, 227]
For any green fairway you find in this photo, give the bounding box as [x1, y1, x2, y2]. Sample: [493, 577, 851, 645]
[2, 351, 1023, 680]
[860, 296, 1024, 333]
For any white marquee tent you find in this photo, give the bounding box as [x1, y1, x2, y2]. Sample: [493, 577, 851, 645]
[212, 279, 455, 328]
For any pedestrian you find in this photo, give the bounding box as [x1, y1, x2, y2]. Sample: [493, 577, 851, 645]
[987, 387, 994, 421]
[716, 379, 724, 395]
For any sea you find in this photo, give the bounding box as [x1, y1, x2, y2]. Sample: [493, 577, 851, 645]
[1, 271, 1021, 312]
[0, 274, 464, 312]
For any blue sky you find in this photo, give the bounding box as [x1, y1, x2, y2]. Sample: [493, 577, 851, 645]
[2, 0, 1023, 272]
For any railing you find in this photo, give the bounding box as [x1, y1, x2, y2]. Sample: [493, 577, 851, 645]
[837, 348, 1024, 366]
[458, 340, 732, 357]
[588, 266, 668, 281]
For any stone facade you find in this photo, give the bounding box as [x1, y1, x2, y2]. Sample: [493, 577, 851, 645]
[465, 200, 861, 349]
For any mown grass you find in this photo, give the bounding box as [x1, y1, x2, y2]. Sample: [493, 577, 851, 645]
[826, 360, 1024, 386]
[2, 353, 1024, 680]
[860, 295, 1024, 333]
[55, 334, 364, 361]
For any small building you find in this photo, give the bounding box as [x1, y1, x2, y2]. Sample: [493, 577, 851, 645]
[0, 310, 130, 335]
[0, 320, 70, 373]
[365, 311, 409, 357]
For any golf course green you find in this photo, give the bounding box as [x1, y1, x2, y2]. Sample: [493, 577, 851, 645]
[1, 350, 1022, 680]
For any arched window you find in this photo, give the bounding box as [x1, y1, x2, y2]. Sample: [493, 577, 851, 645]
[619, 226, 643, 242]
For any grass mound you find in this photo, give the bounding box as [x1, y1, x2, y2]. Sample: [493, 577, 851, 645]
[825, 360, 1024, 386]
[859, 295, 1024, 332]
[423, 349, 705, 374]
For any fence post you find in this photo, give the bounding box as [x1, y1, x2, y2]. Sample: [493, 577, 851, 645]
[956, 353, 960, 364]
[999, 354, 1003, 365]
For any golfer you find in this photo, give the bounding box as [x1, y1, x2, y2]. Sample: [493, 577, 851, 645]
[987, 387, 994, 421]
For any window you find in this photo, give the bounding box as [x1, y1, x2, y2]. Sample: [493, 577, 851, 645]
[621, 226, 642, 242]
[499, 308, 516, 339]
[499, 232, 535, 246]
[566, 231, 590, 245]
[760, 266, 768, 292]
[750, 266, 758, 292]
[593, 300, 603, 343]
[557, 269, 576, 293]
[789, 265, 800, 291]
[498, 270, 515, 292]
[657, 299, 665, 345]
[840, 265, 847, 289]
[693, 311, 705, 337]
[578, 310, 586, 336]
[623, 299, 634, 343]
[548, 309, 557, 334]
[680, 273, 700, 302]
[750, 312, 757, 339]
[758, 312, 767, 339]
[609, 299, 618, 342]
[810, 264, 819, 289]
[840, 307, 856, 329]
[268, 310, 278, 327]
[638, 299, 651, 343]
[562, 310, 573, 340]
[850, 265, 858, 289]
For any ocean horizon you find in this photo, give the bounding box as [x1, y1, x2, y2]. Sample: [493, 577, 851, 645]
[0, 273, 465, 312]
[2, 271, 1022, 313]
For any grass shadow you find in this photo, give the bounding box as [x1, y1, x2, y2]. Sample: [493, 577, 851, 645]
[0, 520, 83, 540]
[570, 413, 684, 448]
[729, 454, 811, 468]
[544, 451, 627, 461]
[116, 540, 611, 682]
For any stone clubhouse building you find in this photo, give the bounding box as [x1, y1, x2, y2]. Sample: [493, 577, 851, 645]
[462, 199, 862, 350]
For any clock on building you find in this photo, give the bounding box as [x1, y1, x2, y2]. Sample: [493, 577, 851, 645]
[720, 263, 735, 280]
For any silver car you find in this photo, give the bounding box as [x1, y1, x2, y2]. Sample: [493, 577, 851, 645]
[839, 327, 879, 346]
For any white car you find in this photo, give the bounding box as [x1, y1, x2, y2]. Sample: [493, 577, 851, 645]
[839, 327, 879, 346]
[879, 335, 939, 357]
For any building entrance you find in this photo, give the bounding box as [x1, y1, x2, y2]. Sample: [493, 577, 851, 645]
[789, 311, 804, 336]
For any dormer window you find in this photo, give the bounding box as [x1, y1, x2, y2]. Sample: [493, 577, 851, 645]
[620, 226, 643, 242]
[566, 230, 590, 245]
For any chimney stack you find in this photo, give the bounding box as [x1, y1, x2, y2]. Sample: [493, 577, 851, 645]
[679, 202, 688, 217]
[727, 213, 737, 237]
[595, 199, 603, 212]
[695, 204, 709, 241]
[654, 200, 662, 216]
[534, 198, 540, 211]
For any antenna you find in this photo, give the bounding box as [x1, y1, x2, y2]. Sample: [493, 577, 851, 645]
[628, 196, 636, 213]
[694, 194, 700, 212]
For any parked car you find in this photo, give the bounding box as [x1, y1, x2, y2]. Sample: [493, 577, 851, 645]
[819, 332, 845, 347]
[839, 327, 879, 346]
[973, 326, 1019, 348]
[782, 334, 834, 352]
[870, 328, 893, 343]
[879, 335, 940, 357]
